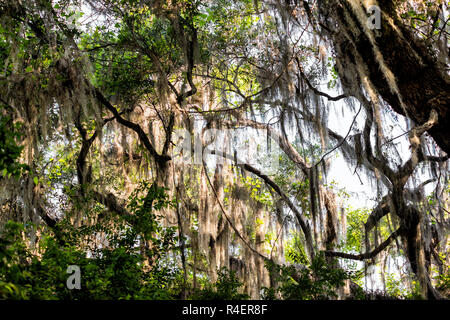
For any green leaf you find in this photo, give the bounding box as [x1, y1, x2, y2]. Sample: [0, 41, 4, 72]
[33, 177, 39, 185]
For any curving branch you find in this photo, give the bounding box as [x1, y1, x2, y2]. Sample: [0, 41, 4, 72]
[94, 88, 171, 165]
[364, 195, 391, 234]
[325, 227, 403, 261]
[296, 57, 349, 102]
[209, 150, 315, 260]
[398, 109, 439, 184]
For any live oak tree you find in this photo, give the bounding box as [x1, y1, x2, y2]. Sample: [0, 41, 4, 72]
[0, 0, 448, 299]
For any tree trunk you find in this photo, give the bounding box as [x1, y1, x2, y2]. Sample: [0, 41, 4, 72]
[319, 0, 450, 153]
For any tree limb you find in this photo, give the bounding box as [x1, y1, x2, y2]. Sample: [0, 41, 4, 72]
[325, 227, 403, 261]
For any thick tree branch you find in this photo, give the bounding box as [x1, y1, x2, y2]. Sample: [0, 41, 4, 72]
[94, 88, 171, 165]
[296, 58, 349, 102]
[364, 195, 391, 234]
[398, 109, 439, 184]
[325, 227, 403, 261]
[209, 150, 315, 260]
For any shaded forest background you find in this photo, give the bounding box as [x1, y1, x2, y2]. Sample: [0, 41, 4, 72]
[0, 0, 449, 300]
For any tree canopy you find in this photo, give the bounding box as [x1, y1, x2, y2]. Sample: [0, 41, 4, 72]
[0, 0, 448, 300]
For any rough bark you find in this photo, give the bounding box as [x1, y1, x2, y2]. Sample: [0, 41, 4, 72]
[319, 0, 450, 154]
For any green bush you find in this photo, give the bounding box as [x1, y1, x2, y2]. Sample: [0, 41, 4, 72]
[262, 253, 349, 300]
[189, 267, 249, 300]
[0, 183, 182, 300]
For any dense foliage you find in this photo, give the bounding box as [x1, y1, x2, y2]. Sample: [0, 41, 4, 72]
[0, 0, 448, 300]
